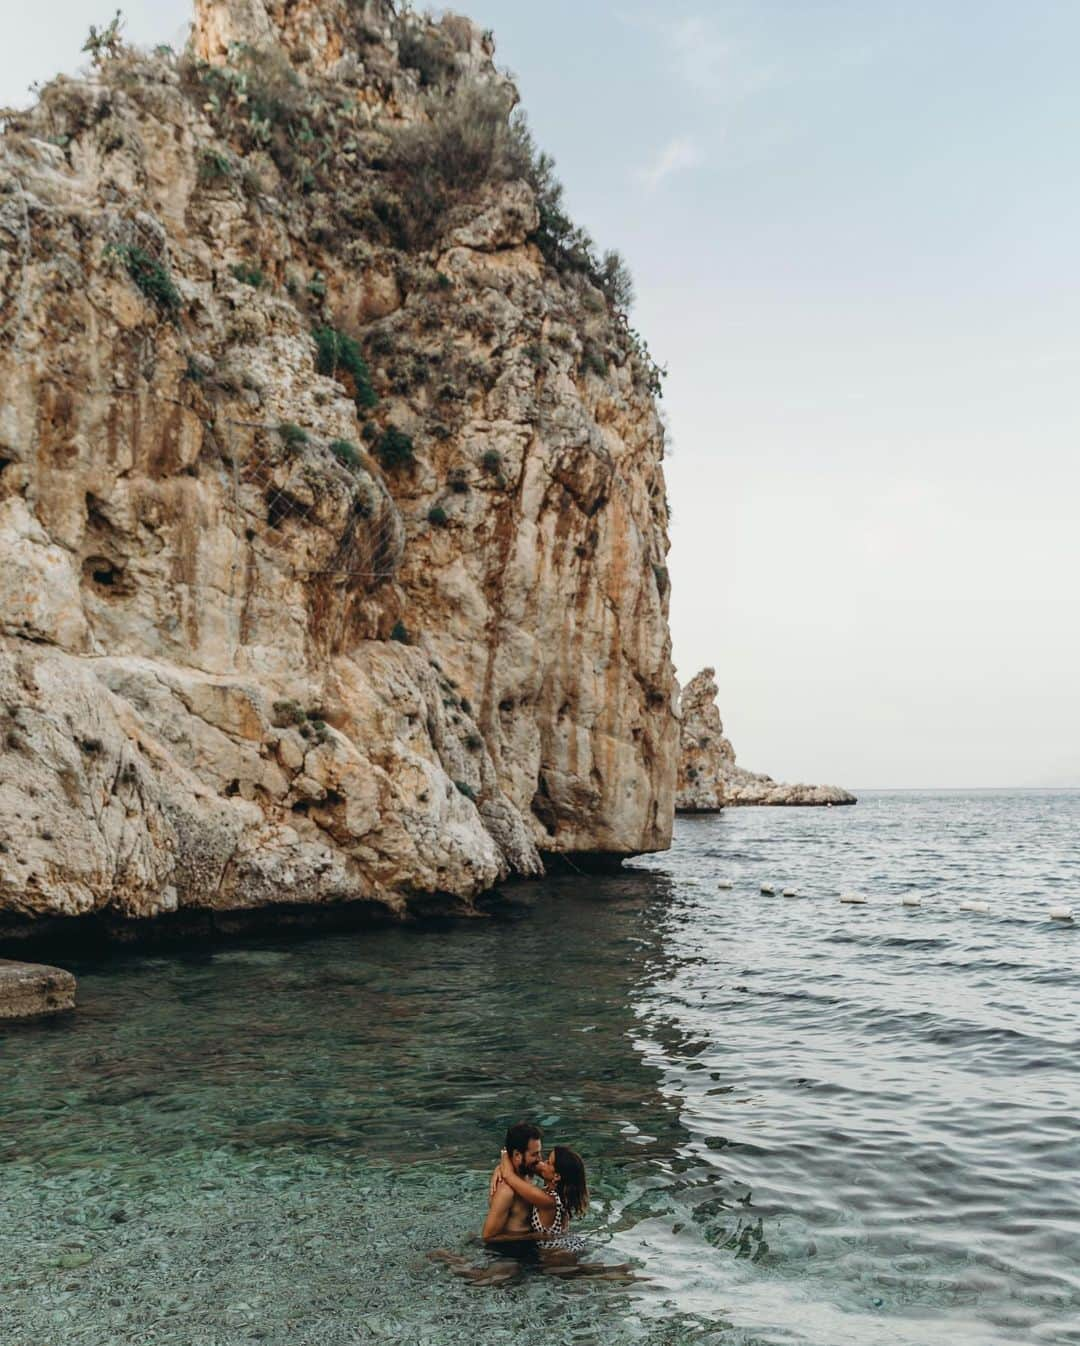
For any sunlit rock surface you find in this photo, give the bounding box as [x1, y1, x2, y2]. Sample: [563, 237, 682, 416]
[0, 0, 676, 926]
[676, 669, 855, 809]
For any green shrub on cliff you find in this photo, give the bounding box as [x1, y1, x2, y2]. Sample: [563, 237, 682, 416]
[230, 262, 265, 288]
[106, 242, 181, 320]
[391, 78, 635, 315]
[374, 426, 415, 471]
[82, 10, 124, 66]
[387, 81, 662, 393]
[397, 24, 458, 89]
[184, 46, 314, 188]
[277, 422, 308, 451]
[197, 148, 233, 186]
[313, 327, 377, 409]
[271, 699, 307, 727]
[329, 439, 363, 470]
[224, 46, 303, 134]
[508, 115, 636, 310]
[580, 341, 608, 377]
[390, 83, 523, 244]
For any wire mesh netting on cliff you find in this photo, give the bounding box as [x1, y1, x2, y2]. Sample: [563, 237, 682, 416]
[214, 415, 405, 585]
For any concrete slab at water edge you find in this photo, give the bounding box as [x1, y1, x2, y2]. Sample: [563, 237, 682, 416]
[0, 959, 76, 1019]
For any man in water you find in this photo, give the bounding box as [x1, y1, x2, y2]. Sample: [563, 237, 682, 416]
[481, 1120, 543, 1247]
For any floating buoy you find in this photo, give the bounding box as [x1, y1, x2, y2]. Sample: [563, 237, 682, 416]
[760, 884, 775, 895]
[1049, 907, 1074, 922]
[901, 896, 922, 907]
[959, 901, 989, 913]
[717, 881, 733, 890]
[840, 893, 867, 905]
[783, 888, 799, 897]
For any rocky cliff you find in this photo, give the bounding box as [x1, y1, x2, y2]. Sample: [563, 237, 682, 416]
[676, 669, 855, 809]
[0, 0, 677, 931]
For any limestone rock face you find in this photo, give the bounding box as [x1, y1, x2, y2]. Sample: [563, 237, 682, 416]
[676, 670, 855, 809]
[0, 0, 676, 926]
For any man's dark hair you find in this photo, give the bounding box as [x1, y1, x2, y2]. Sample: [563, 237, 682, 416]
[504, 1120, 542, 1157]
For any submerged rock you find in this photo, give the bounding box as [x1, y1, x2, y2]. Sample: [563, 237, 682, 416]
[0, 0, 676, 929]
[676, 669, 855, 810]
[0, 959, 76, 1018]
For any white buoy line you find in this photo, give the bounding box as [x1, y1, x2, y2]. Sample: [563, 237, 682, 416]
[713, 879, 1073, 923]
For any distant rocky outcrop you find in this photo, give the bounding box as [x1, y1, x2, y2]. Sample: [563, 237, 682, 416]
[0, 0, 677, 932]
[676, 669, 855, 810]
[675, 670, 727, 811]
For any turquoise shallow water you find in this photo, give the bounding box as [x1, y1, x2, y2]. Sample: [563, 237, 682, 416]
[2, 790, 1078, 1345]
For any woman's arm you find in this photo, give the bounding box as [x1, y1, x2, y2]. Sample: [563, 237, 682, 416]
[497, 1153, 556, 1211]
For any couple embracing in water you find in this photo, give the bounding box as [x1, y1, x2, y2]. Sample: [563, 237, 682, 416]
[431, 1120, 632, 1283]
[481, 1120, 589, 1255]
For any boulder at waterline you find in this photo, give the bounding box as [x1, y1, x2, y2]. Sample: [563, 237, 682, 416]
[0, 960, 76, 1019]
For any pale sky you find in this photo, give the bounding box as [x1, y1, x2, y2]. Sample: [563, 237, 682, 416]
[5, 2, 1079, 789]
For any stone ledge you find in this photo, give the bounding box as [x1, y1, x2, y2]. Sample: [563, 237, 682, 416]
[0, 960, 76, 1020]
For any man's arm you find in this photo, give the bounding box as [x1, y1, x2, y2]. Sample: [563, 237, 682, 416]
[481, 1179, 515, 1241]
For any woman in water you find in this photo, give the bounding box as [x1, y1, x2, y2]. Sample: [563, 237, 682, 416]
[494, 1145, 589, 1254]
[431, 1146, 631, 1284]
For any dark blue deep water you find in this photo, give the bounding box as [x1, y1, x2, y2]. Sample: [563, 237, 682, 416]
[2, 790, 1078, 1345]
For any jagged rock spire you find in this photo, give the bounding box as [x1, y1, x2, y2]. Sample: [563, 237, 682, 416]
[676, 669, 856, 809]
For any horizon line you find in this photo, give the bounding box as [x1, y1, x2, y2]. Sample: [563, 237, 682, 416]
[849, 784, 1080, 792]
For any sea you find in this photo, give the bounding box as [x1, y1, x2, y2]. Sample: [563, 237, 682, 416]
[1, 789, 1077, 1345]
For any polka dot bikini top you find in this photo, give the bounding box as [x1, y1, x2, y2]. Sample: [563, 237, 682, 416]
[530, 1191, 586, 1252]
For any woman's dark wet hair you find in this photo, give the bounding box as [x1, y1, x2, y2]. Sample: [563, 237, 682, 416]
[553, 1146, 588, 1217]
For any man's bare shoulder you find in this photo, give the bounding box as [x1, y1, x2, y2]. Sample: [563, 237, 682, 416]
[481, 1176, 516, 1240]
